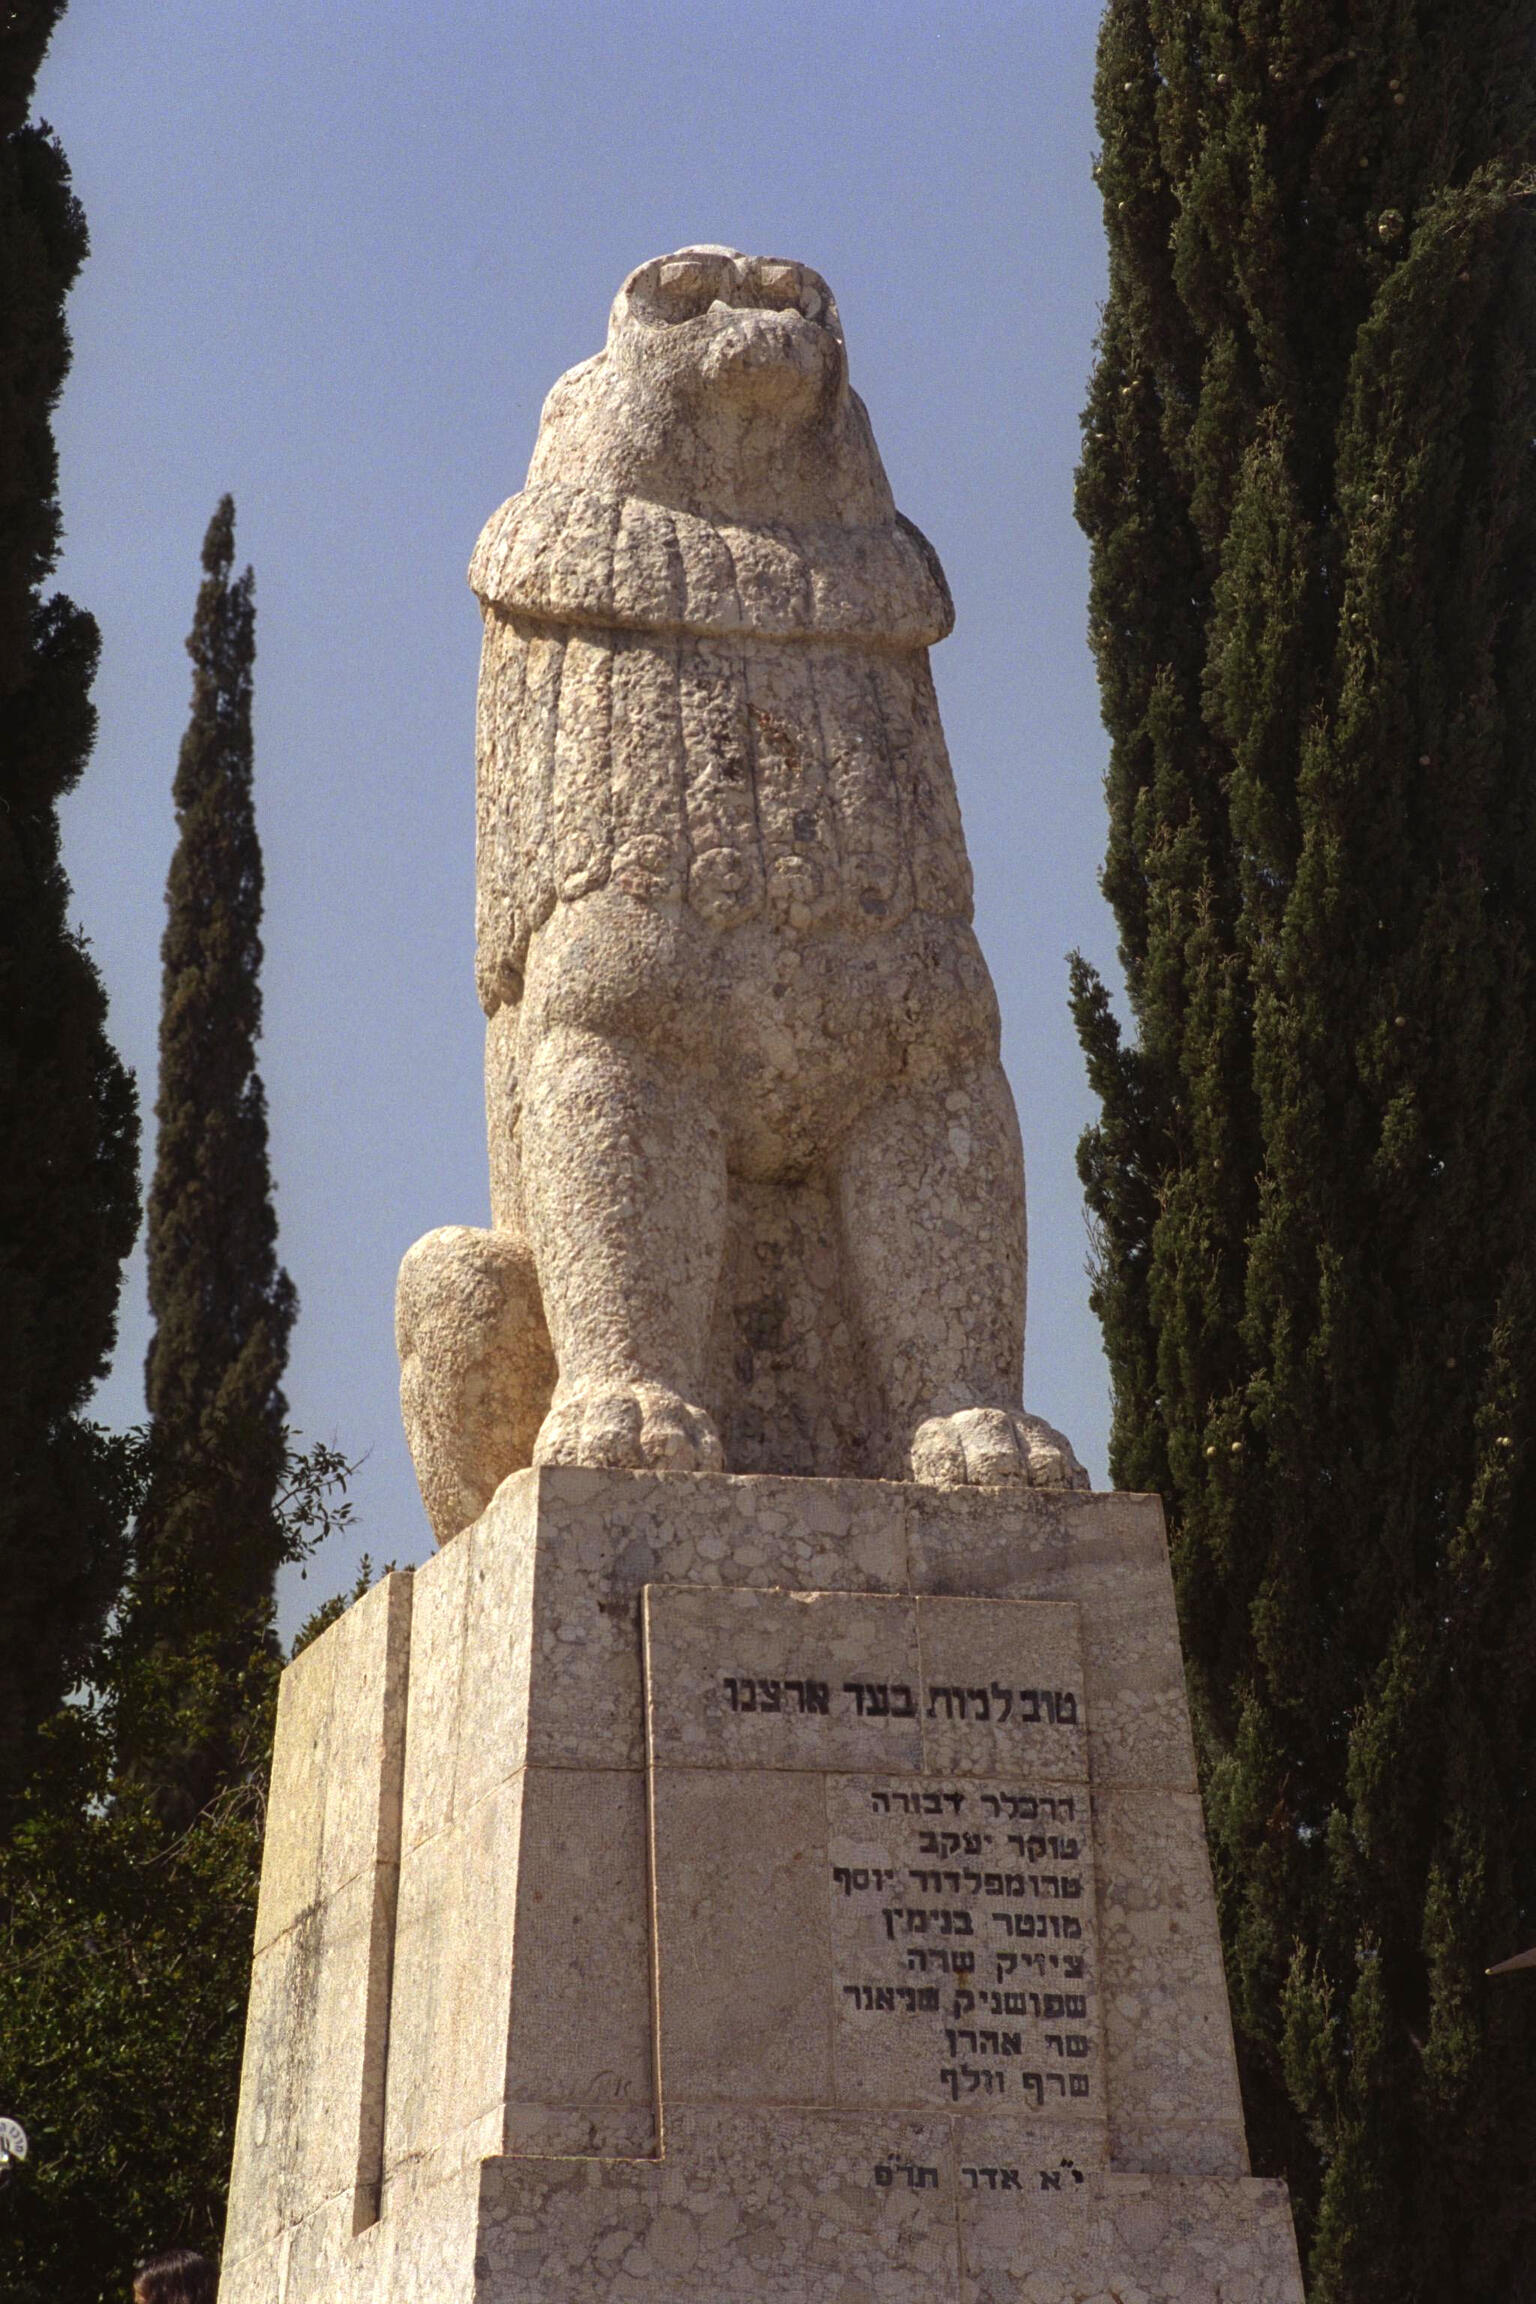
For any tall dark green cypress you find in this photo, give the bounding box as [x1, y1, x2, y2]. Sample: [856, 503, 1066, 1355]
[1071, 6, 1536, 2296]
[128, 498, 295, 1820]
[0, 1, 139, 1807]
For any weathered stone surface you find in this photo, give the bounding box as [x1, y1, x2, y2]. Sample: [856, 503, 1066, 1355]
[645, 1585, 927, 1771]
[1093, 1788, 1248, 2143]
[907, 1483, 1200, 1794]
[644, 1582, 1102, 2141]
[960, 2171, 1304, 2303]
[651, 1768, 833, 2107]
[478, 2111, 963, 2304]
[500, 1767, 655, 2135]
[396, 249, 1085, 1537]
[470, 1469, 908, 1773]
[914, 1594, 1087, 1779]
[379, 1483, 660, 2184]
[431, 1468, 1181, 1788]
[223, 1571, 411, 2267]
[380, 1767, 527, 2182]
[466, 2128, 1303, 2304]
[643, 1578, 1090, 1775]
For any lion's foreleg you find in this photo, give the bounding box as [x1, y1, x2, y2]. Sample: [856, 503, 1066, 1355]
[837, 1062, 1044, 1484]
[520, 1026, 727, 1471]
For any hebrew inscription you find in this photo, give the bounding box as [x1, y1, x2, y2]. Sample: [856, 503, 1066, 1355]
[644, 1582, 1102, 2124]
[721, 1678, 1083, 1726]
[828, 1774, 1100, 2117]
[644, 1585, 1087, 1777]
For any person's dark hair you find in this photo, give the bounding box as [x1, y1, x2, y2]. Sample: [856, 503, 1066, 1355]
[132, 2249, 217, 2304]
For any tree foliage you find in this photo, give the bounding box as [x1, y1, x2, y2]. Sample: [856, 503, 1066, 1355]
[0, 1434, 354, 2304]
[1072, 5, 1536, 2294]
[0, 0, 139, 1810]
[126, 498, 298, 1826]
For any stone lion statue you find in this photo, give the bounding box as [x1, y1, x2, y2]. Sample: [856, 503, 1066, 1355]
[398, 247, 1085, 1542]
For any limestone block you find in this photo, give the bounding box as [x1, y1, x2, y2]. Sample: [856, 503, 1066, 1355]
[212, 2247, 273, 2304]
[447, 1487, 540, 1815]
[223, 1570, 411, 2276]
[644, 1582, 1103, 2139]
[251, 1568, 413, 1953]
[286, 2161, 478, 2304]
[501, 1767, 655, 2145]
[367, 2162, 481, 2304]
[392, 1479, 539, 1849]
[221, 2189, 375, 2304]
[467, 2129, 1303, 2304]
[824, 1773, 1100, 2126]
[644, 1585, 925, 1771]
[906, 1485, 1198, 1793]
[640, 1576, 1087, 1778]
[959, 2172, 1304, 2303]
[385, 1761, 660, 2180]
[526, 1464, 909, 1598]
[382, 1771, 526, 2183]
[384, 1481, 662, 2180]
[954, 2114, 1105, 2198]
[651, 1769, 833, 2108]
[248, 1650, 331, 1962]
[914, 1594, 1086, 1779]
[477, 1468, 907, 1772]
[394, 1511, 476, 1853]
[474, 2111, 962, 2303]
[227, 1869, 399, 2261]
[1110, 2118, 1252, 2179]
[1094, 1788, 1248, 2148]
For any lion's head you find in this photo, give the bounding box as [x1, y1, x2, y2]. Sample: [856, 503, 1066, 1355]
[523, 246, 895, 527]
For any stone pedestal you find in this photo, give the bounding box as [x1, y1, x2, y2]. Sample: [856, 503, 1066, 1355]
[219, 1470, 1304, 2302]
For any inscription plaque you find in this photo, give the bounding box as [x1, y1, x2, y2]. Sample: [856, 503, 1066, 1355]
[643, 1584, 1101, 2127]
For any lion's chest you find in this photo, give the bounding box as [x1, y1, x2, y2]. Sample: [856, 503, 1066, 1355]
[474, 617, 974, 1000]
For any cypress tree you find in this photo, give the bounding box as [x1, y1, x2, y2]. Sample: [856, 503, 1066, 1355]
[0, 0, 139, 1806]
[126, 497, 296, 1822]
[1071, 6, 1536, 2296]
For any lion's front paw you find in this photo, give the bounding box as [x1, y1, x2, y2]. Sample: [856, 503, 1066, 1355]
[909, 1407, 1089, 1491]
[533, 1383, 724, 1474]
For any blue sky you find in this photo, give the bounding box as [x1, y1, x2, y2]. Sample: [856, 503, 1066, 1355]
[40, 1, 1118, 1630]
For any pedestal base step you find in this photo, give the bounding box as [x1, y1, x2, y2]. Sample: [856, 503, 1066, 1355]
[247, 2109, 1302, 2304]
[471, 2116, 1302, 2304]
